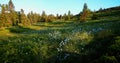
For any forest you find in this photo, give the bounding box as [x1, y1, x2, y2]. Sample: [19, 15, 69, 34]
[0, 0, 120, 63]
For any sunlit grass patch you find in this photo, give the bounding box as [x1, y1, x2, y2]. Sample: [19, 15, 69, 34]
[0, 29, 15, 37]
[27, 26, 41, 30]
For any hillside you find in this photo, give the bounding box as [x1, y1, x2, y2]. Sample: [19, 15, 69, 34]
[75, 6, 120, 21]
[0, 1, 120, 63]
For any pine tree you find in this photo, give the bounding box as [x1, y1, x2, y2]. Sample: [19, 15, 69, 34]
[0, 4, 12, 27]
[19, 9, 31, 26]
[80, 3, 89, 22]
[8, 0, 15, 11]
[0, 5, 5, 27]
[41, 11, 47, 22]
[5, 4, 9, 12]
[1, 4, 5, 14]
[47, 14, 55, 22]
[0, 0, 17, 27]
[68, 10, 71, 21]
[10, 11, 18, 26]
[34, 13, 41, 23]
[27, 11, 33, 24]
[83, 3, 88, 12]
[59, 15, 62, 20]
[56, 14, 59, 19]
[63, 13, 67, 21]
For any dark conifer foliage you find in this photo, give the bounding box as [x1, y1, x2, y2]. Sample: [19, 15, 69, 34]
[8, 0, 15, 11]
[80, 3, 91, 22]
[68, 10, 71, 21]
[41, 11, 47, 22]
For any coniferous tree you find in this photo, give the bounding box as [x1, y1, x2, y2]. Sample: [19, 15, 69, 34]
[63, 13, 67, 21]
[59, 15, 62, 21]
[0, 4, 12, 27]
[27, 11, 33, 24]
[28, 11, 41, 24]
[1, 4, 5, 14]
[0, 0, 19, 27]
[19, 9, 31, 26]
[99, 8, 103, 12]
[0, 5, 5, 27]
[10, 11, 18, 26]
[33, 13, 41, 23]
[80, 3, 90, 22]
[68, 10, 71, 21]
[83, 3, 88, 12]
[5, 4, 9, 12]
[47, 14, 55, 22]
[56, 14, 59, 19]
[8, 0, 15, 11]
[99, 8, 103, 15]
[41, 11, 47, 22]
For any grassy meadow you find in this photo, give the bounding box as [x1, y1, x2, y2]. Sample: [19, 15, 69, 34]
[0, 0, 120, 63]
[0, 17, 120, 63]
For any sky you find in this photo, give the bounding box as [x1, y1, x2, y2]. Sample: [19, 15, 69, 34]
[0, 0, 120, 15]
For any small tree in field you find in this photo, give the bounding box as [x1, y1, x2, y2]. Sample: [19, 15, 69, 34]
[80, 3, 90, 22]
[68, 10, 71, 21]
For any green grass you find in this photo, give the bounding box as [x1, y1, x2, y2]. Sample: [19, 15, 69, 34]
[0, 19, 120, 63]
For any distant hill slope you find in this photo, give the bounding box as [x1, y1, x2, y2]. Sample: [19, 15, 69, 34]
[74, 6, 120, 20]
[96, 6, 120, 12]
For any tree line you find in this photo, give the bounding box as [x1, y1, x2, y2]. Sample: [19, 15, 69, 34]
[0, 4, 74, 28]
[0, 0, 90, 28]
[0, 0, 118, 28]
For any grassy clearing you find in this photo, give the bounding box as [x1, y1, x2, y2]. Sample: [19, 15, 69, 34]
[0, 19, 120, 63]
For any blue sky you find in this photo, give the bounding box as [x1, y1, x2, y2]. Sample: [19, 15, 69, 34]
[0, 0, 120, 15]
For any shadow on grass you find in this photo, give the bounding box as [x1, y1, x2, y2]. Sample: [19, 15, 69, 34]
[45, 34, 120, 63]
[7, 26, 35, 33]
[48, 21, 74, 25]
[7, 25, 73, 34]
[45, 26, 120, 63]
[77, 19, 120, 26]
[34, 21, 74, 28]
[1, 22, 120, 63]
[6, 21, 75, 34]
[45, 51, 82, 63]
